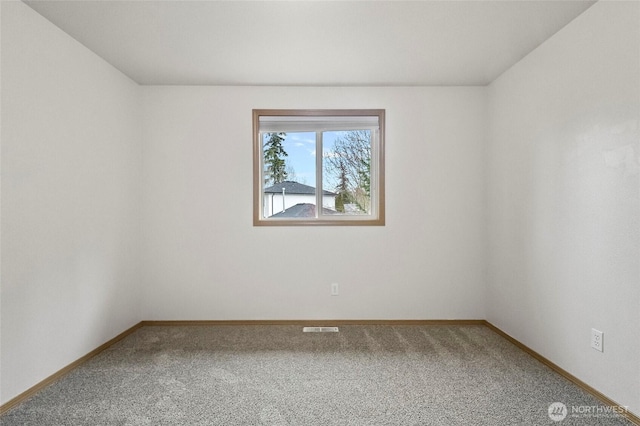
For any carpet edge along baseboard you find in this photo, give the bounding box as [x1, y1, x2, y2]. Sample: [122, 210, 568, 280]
[139, 319, 487, 326]
[1, 319, 638, 425]
[0, 322, 143, 415]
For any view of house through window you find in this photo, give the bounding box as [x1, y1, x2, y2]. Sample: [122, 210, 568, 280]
[253, 110, 384, 225]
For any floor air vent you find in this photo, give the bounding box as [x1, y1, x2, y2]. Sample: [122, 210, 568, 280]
[303, 326, 339, 333]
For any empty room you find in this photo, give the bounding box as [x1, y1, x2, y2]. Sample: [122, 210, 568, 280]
[1, 0, 638, 424]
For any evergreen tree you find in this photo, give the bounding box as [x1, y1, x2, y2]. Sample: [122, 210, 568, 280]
[334, 158, 351, 212]
[263, 132, 288, 185]
[359, 157, 371, 196]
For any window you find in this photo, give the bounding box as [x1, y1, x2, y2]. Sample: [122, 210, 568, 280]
[253, 109, 385, 226]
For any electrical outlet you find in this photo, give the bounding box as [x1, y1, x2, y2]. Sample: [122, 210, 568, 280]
[331, 283, 339, 296]
[591, 329, 603, 352]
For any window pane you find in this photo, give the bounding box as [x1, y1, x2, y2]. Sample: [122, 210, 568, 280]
[322, 130, 372, 216]
[254, 109, 384, 226]
[262, 132, 317, 218]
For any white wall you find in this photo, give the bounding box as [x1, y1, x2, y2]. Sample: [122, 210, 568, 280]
[4, 0, 637, 415]
[141, 86, 487, 321]
[487, 0, 640, 415]
[0, 1, 142, 405]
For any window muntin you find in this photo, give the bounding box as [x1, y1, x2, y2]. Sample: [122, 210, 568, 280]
[253, 110, 385, 226]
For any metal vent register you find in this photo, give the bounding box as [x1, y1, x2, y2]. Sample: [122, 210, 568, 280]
[302, 327, 339, 333]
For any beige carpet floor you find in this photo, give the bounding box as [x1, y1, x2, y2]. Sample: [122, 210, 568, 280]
[1, 325, 633, 425]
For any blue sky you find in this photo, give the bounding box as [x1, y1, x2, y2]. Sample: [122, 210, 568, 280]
[280, 132, 316, 186]
[268, 131, 341, 190]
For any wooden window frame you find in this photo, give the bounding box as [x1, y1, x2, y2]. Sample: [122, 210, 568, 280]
[253, 109, 385, 226]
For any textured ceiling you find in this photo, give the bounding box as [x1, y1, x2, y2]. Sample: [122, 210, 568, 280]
[24, 0, 596, 86]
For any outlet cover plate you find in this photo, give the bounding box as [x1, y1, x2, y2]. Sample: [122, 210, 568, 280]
[591, 328, 603, 352]
[331, 283, 339, 296]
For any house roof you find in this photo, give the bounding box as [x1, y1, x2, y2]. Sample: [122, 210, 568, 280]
[270, 203, 338, 218]
[263, 181, 336, 196]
